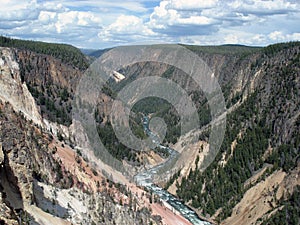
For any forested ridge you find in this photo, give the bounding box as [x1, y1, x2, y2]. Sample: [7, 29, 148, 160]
[0, 36, 89, 70]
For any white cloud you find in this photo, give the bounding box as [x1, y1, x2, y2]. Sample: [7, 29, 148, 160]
[0, 0, 299, 48]
[39, 2, 65, 12]
[0, 0, 39, 21]
[146, 0, 300, 44]
[98, 15, 156, 42]
[38, 11, 57, 25]
[269, 31, 300, 42]
[55, 11, 101, 33]
[148, 0, 219, 36]
[224, 34, 239, 44]
[168, 0, 218, 10]
[0, 0, 106, 47]
[229, 0, 298, 15]
[1, 0, 35, 11]
[269, 31, 285, 41]
[177, 15, 215, 25]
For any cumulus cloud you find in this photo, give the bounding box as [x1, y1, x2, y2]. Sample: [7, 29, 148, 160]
[55, 11, 101, 33]
[38, 11, 57, 25]
[98, 15, 156, 43]
[168, 0, 218, 10]
[0, 0, 40, 22]
[146, 0, 300, 45]
[0, 0, 299, 48]
[148, 0, 220, 36]
[228, 0, 298, 15]
[0, 0, 105, 47]
[269, 31, 300, 42]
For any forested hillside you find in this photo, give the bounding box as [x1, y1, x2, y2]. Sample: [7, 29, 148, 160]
[0, 36, 89, 70]
[174, 42, 300, 224]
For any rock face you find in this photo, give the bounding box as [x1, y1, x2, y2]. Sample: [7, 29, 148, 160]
[0, 143, 3, 164]
[0, 100, 73, 221]
[0, 139, 18, 224]
[222, 165, 300, 225]
[0, 48, 43, 126]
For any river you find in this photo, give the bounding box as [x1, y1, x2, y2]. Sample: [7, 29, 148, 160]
[134, 116, 211, 225]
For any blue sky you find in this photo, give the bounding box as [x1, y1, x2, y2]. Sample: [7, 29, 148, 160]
[0, 0, 299, 49]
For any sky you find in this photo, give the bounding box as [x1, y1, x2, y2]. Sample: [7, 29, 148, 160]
[0, 0, 299, 49]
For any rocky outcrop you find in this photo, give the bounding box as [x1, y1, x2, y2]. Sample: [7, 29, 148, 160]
[0, 143, 3, 165]
[0, 193, 18, 225]
[222, 164, 300, 225]
[0, 47, 43, 126]
[0, 100, 72, 201]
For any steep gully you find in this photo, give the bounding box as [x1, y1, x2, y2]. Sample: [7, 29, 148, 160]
[134, 116, 211, 225]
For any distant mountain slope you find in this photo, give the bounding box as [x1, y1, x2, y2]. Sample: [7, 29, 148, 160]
[182, 43, 261, 55]
[88, 48, 113, 58]
[80, 48, 98, 55]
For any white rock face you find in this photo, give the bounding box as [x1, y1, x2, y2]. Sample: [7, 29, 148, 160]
[111, 70, 125, 82]
[0, 47, 43, 127]
[36, 182, 88, 224]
